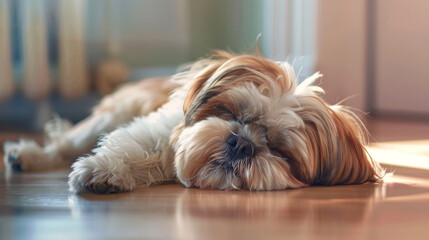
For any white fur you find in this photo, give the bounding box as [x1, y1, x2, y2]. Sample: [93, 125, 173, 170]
[68, 95, 184, 193]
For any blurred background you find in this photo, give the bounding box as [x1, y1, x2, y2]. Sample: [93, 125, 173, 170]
[0, 0, 428, 132]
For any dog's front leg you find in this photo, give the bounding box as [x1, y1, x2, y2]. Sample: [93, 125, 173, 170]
[3, 112, 127, 173]
[68, 98, 184, 194]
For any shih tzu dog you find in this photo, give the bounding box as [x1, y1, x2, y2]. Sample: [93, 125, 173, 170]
[3, 50, 384, 194]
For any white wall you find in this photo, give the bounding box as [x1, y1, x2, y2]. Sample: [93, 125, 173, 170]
[317, 0, 429, 117]
[374, 0, 429, 115]
[316, 0, 368, 110]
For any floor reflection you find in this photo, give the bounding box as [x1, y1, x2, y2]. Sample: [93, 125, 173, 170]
[173, 177, 429, 239]
[175, 183, 385, 218]
[173, 183, 390, 239]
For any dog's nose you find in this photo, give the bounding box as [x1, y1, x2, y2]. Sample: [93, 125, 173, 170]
[227, 135, 255, 160]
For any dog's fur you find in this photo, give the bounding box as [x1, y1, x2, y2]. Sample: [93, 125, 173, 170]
[3, 51, 385, 194]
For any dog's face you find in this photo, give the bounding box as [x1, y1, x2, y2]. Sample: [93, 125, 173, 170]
[171, 52, 383, 190]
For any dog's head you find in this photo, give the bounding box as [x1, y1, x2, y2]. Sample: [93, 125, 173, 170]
[171, 51, 384, 190]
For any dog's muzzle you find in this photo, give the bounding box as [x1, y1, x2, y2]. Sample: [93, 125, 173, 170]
[226, 135, 255, 162]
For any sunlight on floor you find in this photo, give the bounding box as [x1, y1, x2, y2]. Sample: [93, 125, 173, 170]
[368, 139, 429, 171]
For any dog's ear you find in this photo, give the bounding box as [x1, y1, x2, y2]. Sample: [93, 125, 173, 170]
[292, 95, 384, 186]
[183, 51, 234, 113]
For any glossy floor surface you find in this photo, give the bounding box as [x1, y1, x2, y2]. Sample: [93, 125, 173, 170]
[1, 118, 429, 240]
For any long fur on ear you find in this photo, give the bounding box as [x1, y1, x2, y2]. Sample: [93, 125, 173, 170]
[325, 106, 385, 185]
[292, 91, 385, 186]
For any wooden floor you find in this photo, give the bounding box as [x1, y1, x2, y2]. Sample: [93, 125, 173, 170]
[1, 118, 429, 240]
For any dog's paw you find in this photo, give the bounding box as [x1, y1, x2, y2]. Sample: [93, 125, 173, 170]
[68, 154, 136, 194]
[3, 140, 48, 172]
[83, 181, 123, 194]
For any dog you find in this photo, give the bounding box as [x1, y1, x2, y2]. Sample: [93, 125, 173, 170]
[3, 50, 385, 194]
